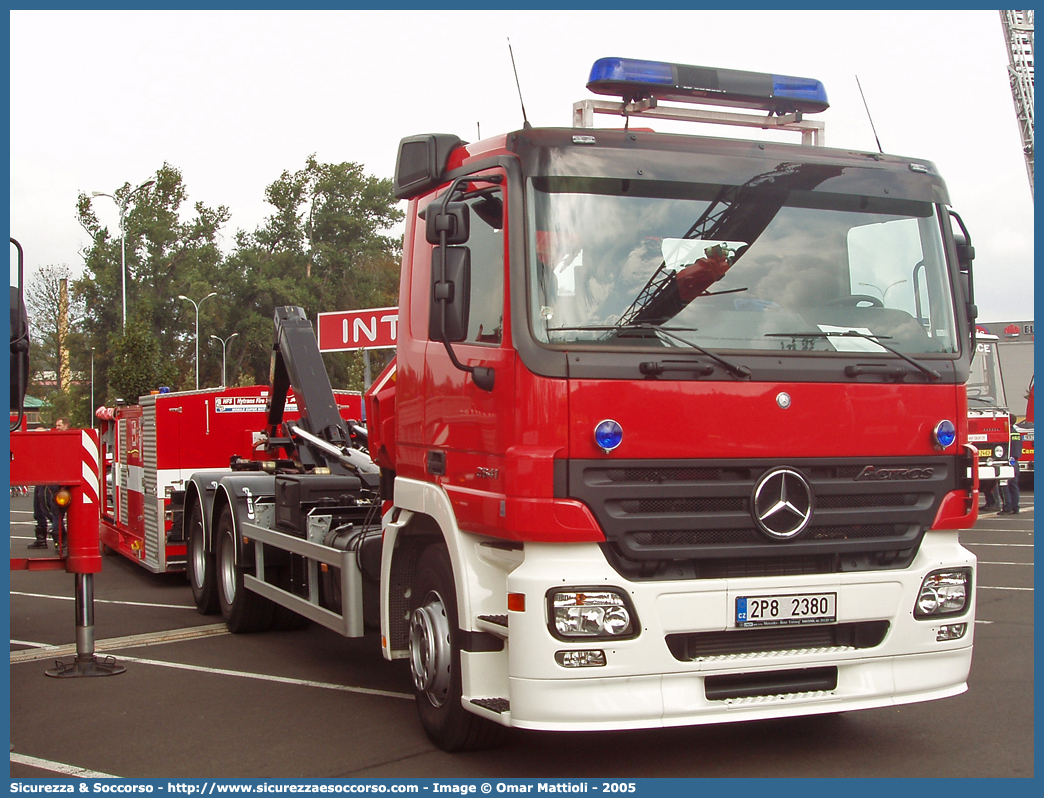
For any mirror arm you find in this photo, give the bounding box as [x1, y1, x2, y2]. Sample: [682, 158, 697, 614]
[433, 177, 497, 392]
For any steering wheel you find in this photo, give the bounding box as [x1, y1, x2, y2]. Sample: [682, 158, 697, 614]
[823, 294, 884, 308]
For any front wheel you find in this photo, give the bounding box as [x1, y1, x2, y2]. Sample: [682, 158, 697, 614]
[409, 544, 507, 752]
[186, 496, 218, 615]
[216, 505, 275, 634]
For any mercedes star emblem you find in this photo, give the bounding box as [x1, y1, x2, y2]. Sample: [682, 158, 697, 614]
[752, 467, 814, 540]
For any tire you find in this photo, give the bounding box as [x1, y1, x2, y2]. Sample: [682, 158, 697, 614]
[215, 505, 275, 634]
[409, 544, 508, 752]
[186, 496, 219, 615]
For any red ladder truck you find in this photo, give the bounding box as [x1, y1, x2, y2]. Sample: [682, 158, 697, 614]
[180, 59, 981, 751]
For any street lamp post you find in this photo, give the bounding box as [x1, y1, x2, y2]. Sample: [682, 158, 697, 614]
[91, 180, 156, 330]
[210, 333, 239, 388]
[178, 292, 218, 390]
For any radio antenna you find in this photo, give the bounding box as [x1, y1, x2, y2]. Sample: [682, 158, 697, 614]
[508, 38, 531, 130]
[855, 75, 884, 154]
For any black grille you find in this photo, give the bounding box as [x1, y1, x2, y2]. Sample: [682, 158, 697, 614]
[705, 667, 838, 700]
[566, 456, 957, 578]
[666, 621, 889, 661]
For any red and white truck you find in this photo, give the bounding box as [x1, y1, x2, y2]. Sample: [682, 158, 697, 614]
[177, 59, 980, 751]
[966, 333, 1015, 505]
[1015, 376, 1033, 485]
[96, 385, 362, 574]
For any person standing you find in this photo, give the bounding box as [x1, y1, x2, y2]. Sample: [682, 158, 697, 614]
[27, 421, 57, 549]
[1003, 415, 1022, 514]
[47, 417, 72, 549]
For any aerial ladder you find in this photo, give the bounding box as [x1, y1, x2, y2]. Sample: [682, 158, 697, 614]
[1000, 10, 1034, 198]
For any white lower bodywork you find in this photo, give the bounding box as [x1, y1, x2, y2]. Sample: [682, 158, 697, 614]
[387, 477, 976, 732]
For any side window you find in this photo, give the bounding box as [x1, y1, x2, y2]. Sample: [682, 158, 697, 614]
[462, 188, 505, 344]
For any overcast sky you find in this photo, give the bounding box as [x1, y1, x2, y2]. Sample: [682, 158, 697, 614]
[9, 9, 1034, 322]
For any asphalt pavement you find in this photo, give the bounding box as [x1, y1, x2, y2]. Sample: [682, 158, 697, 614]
[7, 489, 1035, 779]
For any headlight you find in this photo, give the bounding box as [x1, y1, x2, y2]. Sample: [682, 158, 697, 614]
[994, 445, 1005, 458]
[548, 589, 639, 640]
[914, 568, 972, 619]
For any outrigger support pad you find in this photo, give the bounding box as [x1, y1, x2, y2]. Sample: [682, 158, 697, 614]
[44, 574, 126, 678]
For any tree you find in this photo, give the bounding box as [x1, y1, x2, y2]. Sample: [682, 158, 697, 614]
[226, 156, 403, 389]
[75, 163, 231, 400]
[107, 313, 179, 403]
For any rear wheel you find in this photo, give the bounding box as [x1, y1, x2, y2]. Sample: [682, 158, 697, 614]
[409, 544, 507, 751]
[216, 505, 274, 634]
[186, 496, 218, 615]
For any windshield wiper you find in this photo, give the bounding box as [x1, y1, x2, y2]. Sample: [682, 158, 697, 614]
[765, 331, 941, 381]
[549, 323, 751, 379]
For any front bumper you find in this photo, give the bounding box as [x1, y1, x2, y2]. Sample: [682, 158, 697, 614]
[481, 534, 975, 731]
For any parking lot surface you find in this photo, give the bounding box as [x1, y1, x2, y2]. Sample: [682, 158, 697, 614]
[8, 491, 1034, 779]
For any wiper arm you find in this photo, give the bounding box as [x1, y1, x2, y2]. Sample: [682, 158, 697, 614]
[765, 331, 941, 381]
[549, 323, 751, 379]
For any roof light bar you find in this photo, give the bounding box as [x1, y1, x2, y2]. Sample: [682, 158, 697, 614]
[587, 57, 829, 115]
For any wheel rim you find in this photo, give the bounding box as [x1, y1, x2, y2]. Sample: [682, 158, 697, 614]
[219, 531, 237, 606]
[189, 514, 206, 589]
[409, 591, 451, 707]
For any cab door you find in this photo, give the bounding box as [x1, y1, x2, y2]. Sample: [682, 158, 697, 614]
[419, 168, 516, 536]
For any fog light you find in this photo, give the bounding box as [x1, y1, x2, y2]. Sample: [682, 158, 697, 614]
[937, 623, 968, 641]
[555, 650, 607, 668]
[915, 568, 971, 619]
[549, 589, 639, 640]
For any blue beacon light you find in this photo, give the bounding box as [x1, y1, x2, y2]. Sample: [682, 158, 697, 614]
[586, 57, 829, 115]
[933, 420, 957, 449]
[595, 420, 624, 453]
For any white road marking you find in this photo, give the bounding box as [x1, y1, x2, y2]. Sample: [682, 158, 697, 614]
[10, 590, 196, 610]
[115, 654, 415, 700]
[10, 752, 118, 779]
[977, 561, 1034, 566]
[11, 623, 230, 663]
[965, 542, 1034, 547]
[977, 585, 1034, 592]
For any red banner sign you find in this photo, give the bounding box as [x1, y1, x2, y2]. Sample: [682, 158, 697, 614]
[317, 307, 399, 352]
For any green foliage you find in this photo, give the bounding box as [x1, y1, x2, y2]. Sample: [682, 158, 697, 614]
[226, 155, 403, 387]
[107, 315, 179, 403]
[64, 156, 402, 411]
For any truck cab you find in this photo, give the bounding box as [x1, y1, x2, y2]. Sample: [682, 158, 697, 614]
[369, 59, 979, 748]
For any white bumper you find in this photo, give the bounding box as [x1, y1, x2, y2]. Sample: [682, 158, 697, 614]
[978, 463, 1016, 481]
[477, 533, 975, 731]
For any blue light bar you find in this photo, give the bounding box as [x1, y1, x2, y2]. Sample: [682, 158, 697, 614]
[587, 57, 829, 115]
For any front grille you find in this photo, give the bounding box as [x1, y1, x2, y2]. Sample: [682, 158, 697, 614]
[666, 620, 889, 660]
[565, 456, 957, 578]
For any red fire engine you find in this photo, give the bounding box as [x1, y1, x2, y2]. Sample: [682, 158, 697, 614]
[1015, 376, 1033, 484]
[97, 385, 361, 573]
[176, 59, 980, 751]
[967, 332, 1014, 506]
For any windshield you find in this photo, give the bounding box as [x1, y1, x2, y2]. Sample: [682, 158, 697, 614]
[968, 339, 1007, 406]
[528, 173, 959, 356]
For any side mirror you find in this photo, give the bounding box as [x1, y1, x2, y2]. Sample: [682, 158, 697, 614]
[426, 201, 470, 245]
[430, 246, 471, 342]
[10, 285, 29, 413]
[393, 134, 464, 200]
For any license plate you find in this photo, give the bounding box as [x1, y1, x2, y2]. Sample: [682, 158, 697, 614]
[735, 593, 836, 628]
